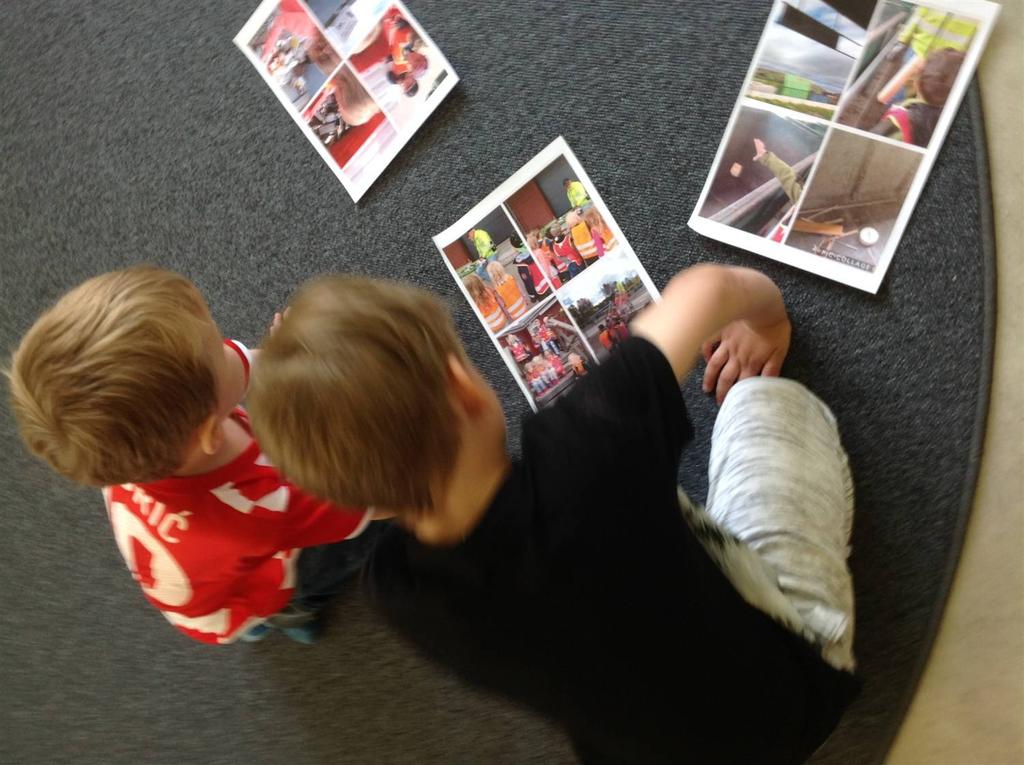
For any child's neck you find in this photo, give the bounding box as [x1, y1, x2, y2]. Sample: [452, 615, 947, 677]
[443, 442, 510, 541]
[418, 408, 510, 546]
[177, 416, 253, 477]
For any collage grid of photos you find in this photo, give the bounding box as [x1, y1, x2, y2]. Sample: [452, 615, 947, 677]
[690, 0, 997, 292]
[436, 139, 659, 410]
[235, 0, 457, 201]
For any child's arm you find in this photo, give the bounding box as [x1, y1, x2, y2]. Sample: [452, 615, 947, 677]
[631, 265, 790, 404]
[753, 139, 804, 206]
[223, 339, 253, 407]
[279, 493, 377, 549]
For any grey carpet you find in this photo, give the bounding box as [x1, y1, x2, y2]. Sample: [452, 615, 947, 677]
[0, 1, 994, 763]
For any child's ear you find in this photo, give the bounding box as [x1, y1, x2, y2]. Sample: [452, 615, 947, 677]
[197, 412, 224, 456]
[447, 354, 488, 416]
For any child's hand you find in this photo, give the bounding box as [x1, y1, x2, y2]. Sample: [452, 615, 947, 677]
[753, 138, 767, 161]
[701, 316, 790, 405]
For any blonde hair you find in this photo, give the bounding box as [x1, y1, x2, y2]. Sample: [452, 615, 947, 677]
[485, 260, 508, 285]
[248, 276, 464, 511]
[583, 207, 604, 231]
[463, 273, 488, 303]
[6, 266, 219, 486]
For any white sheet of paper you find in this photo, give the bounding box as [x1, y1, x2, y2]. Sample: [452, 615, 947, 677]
[434, 136, 661, 411]
[688, 0, 999, 293]
[235, 0, 458, 202]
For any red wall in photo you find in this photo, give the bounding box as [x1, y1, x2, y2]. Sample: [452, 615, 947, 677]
[444, 240, 472, 268]
[506, 182, 556, 234]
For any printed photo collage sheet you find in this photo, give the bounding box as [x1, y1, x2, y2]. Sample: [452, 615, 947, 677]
[235, 0, 458, 201]
[435, 137, 661, 412]
[688, 0, 999, 293]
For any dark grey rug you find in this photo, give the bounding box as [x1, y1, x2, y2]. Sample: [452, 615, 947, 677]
[0, 1, 994, 763]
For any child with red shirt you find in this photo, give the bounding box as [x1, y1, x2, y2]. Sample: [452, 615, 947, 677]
[544, 352, 566, 377]
[550, 224, 585, 277]
[7, 266, 388, 645]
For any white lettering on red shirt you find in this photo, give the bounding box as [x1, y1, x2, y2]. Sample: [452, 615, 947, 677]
[103, 340, 368, 644]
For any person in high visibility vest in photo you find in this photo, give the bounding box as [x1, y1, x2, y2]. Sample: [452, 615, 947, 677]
[564, 178, 590, 209]
[582, 207, 618, 255]
[877, 8, 977, 106]
[487, 260, 529, 321]
[566, 210, 600, 265]
[463, 273, 508, 333]
[469, 228, 497, 262]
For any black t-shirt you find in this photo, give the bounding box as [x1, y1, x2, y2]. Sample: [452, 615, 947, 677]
[367, 338, 859, 764]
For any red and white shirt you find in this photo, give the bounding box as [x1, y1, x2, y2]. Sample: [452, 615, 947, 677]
[102, 340, 370, 644]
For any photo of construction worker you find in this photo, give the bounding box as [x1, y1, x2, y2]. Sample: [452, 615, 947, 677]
[442, 207, 552, 336]
[435, 137, 663, 409]
[302, 64, 399, 185]
[559, 252, 656, 363]
[745, 0, 874, 119]
[246, 0, 343, 110]
[503, 304, 591, 409]
[835, 2, 979, 149]
[698, 104, 827, 239]
[504, 155, 623, 290]
[784, 127, 922, 271]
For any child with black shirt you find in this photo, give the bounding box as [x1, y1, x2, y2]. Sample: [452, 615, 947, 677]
[248, 264, 859, 764]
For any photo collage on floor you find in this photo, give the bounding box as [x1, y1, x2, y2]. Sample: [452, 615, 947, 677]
[235, 0, 458, 201]
[435, 137, 660, 411]
[688, 0, 998, 293]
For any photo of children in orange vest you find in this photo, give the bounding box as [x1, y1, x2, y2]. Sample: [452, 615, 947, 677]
[440, 142, 662, 411]
[443, 207, 560, 339]
[584, 206, 618, 254]
[463, 273, 507, 333]
[566, 210, 600, 265]
[503, 155, 613, 291]
[486, 261, 529, 321]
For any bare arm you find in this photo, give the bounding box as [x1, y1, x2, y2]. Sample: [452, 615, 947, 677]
[631, 264, 790, 403]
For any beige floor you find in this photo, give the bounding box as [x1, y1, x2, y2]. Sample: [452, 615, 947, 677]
[887, 2, 1024, 764]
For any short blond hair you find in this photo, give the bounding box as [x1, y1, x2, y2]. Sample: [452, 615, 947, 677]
[6, 266, 219, 486]
[485, 260, 508, 285]
[248, 276, 463, 511]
